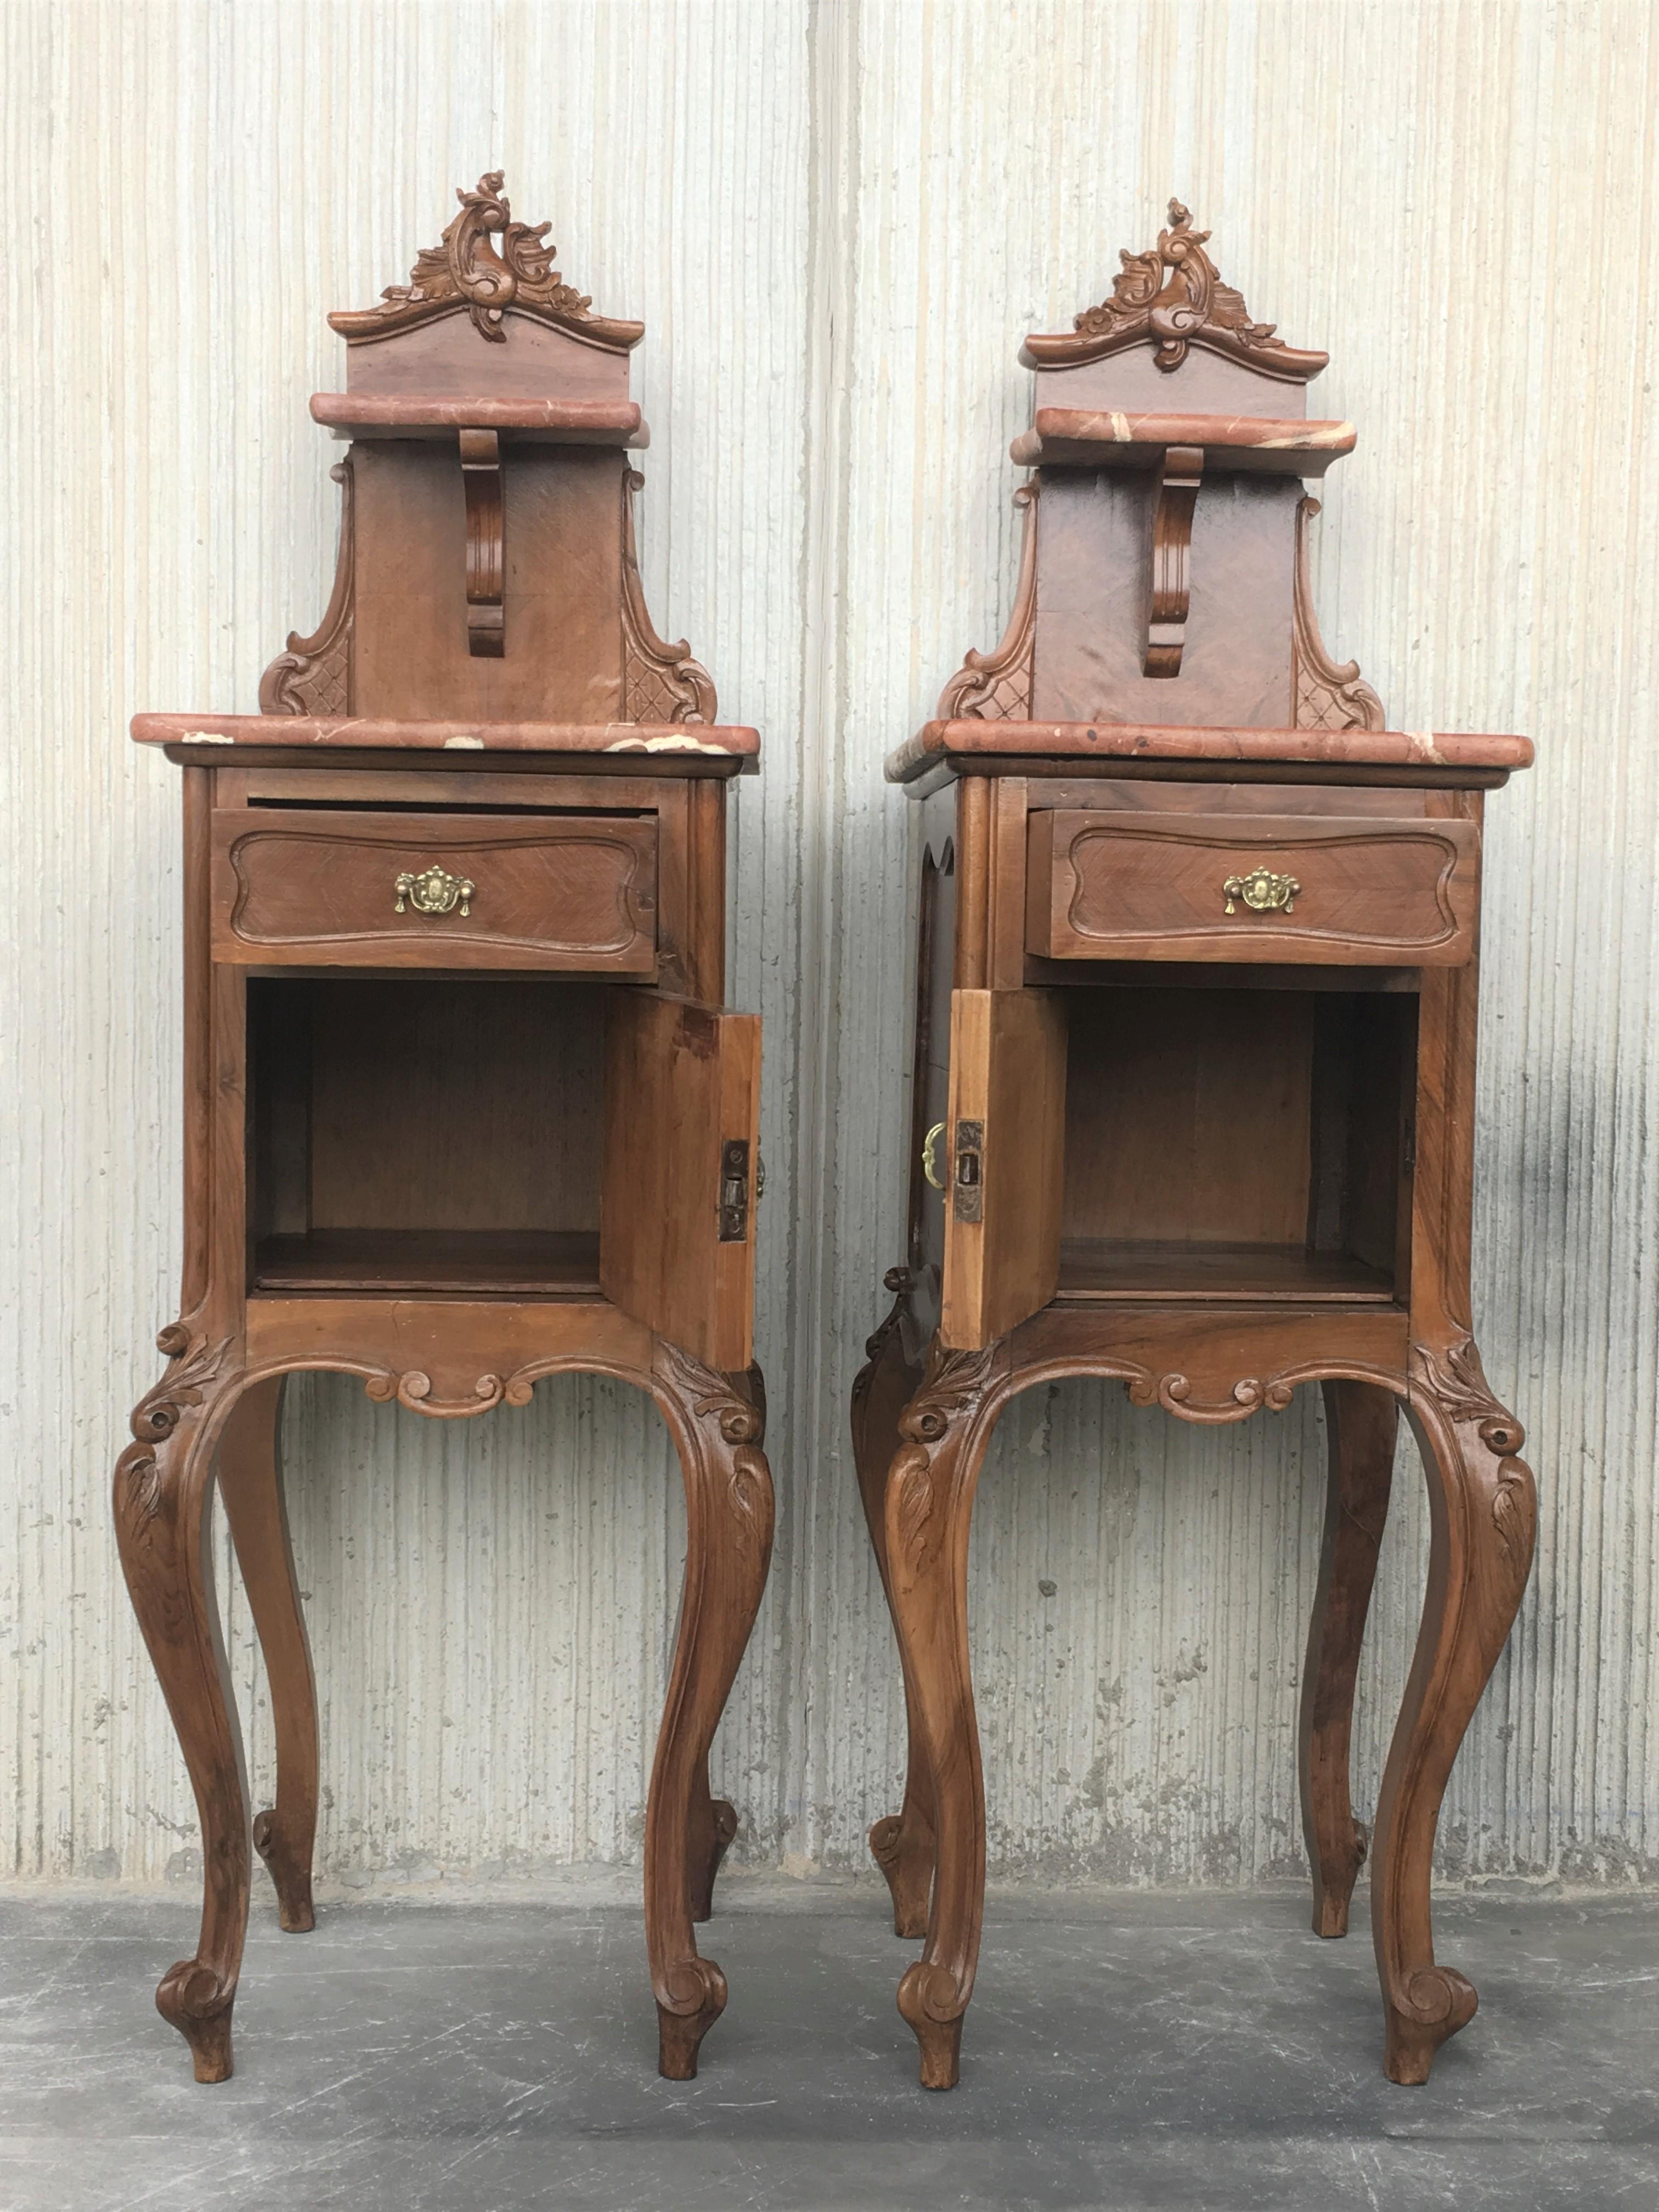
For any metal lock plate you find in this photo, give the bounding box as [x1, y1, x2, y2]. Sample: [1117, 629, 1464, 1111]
[718, 1138, 751, 1243]
[952, 1119, 984, 1222]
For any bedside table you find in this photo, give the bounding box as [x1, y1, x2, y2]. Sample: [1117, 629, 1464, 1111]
[851, 201, 1534, 2091]
[116, 174, 770, 2086]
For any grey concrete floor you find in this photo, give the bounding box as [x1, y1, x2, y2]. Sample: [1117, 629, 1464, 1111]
[1, 1880, 1656, 2211]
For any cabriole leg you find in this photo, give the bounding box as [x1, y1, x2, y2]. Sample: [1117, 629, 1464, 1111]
[645, 1347, 775, 2079]
[113, 1328, 252, 2083]
[1372, 1339, 1535, 2084]
[883, 1338, 1002, 2090]
[1300, 1378, 1398, 1937]
[216, 1375, 319, 1934]
[851, 1269, 934, 1938]
[681, 1364, 767, 1923]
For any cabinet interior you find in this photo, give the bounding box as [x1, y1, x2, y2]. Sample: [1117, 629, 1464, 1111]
[249, 976, 607, 1295]
[1054, 983, 1415, 1305]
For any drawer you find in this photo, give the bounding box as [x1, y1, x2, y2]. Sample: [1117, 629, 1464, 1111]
[1027, 810, 1479, 966]
[211, 809, 657, 971]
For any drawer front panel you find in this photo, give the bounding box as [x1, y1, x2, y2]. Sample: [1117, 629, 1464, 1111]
[1028, 810, 1478, 966]
[212, 810, 657, 970]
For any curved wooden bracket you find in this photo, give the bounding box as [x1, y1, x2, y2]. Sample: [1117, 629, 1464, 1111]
[1144, 444, 1204, 678]
[460, 428, 505, 657]
[935, 484, 1039, 720]
[1292, 495, 1386, 729]
[619, 469, 718, 722]
[259, 461, 354, 714]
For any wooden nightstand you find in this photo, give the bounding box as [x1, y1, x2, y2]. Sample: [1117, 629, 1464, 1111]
[852, 202, 1535, 2091]
[116, 175, 770, 2086]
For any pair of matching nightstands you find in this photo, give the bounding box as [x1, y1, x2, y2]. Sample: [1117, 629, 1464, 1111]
[119, 185, 1531, 2092]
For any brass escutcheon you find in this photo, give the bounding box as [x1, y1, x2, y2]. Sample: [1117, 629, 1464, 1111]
[394, 864, 475, 917]
[1223, 866, 1300, 916]
[922, 1121, 946, 1190]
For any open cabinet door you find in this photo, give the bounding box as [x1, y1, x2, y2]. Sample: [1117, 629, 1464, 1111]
[601, 992, 760, 1373]
[940, 988, 1067, 1351]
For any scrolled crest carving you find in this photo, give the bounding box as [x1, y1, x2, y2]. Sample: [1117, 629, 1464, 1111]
[330, 172, 642, 349]
[1032, 200, 1328, 382]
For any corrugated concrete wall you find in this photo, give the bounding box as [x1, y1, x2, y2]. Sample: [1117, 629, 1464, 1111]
[4, 0, 1656, 1891]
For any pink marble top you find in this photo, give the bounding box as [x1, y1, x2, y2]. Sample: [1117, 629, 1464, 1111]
[309, 394, 648, 446]
[1011, 409, 1356, 473]
[887, 720, 1533, 785]
[133, 714, 758, 764]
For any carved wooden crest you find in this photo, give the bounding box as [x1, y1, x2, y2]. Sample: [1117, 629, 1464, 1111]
[330, 172, 644, 351]
[1028, 199, 1328, 380]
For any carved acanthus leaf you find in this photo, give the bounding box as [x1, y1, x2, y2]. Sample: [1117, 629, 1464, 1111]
[936, 486, 1038, 720]
[1491, 1468, 1534, 1581]
[329, 173, 642, 349]
[1291, 497, 1385, 732]
[1410, 1338, 1535, 1598]
[654, 1338, 766, 1448]
[651, 1341, 771, 1544]
[891, 1339, 1001, 1573]
[1032, 200, 1328, 381]
[899, 1339, 1000, 1448]
[1410, 1339, 1526, 1456]
[117, 1331, 232, 1522]
[260, 461, 354, 716]
[893, 1449, 940, 1573]
[619, 470, 717, 723]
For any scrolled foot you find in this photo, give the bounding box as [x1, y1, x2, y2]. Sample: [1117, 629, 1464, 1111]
[156, 1959, 236, 2084]
[897, 1960, 965, 2090]
[252, 1808, 315, 1934]
[869, 1813, 934, 1940]
[689, 1798, 739, 1925]
[1383, 1966, 1479, 2085]
[656, 1957, 729, 2080]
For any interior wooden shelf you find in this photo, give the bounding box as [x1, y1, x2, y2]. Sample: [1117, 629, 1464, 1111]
[252, 1229, 602, 1297]
[1055, 1238, 1398, 1305]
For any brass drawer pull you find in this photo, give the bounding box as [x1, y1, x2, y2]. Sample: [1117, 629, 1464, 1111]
[1223, 866, 1300, 916]
[922, 1121, 946, 1190]
[394, 864, 475, 917]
